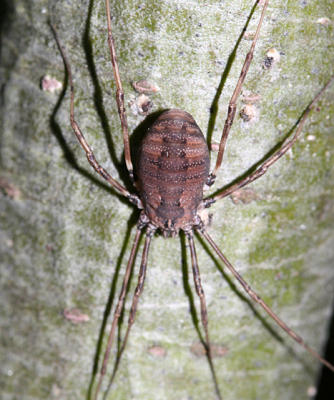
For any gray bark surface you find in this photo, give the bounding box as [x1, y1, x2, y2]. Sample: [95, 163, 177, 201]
[1, 1, 334, 399]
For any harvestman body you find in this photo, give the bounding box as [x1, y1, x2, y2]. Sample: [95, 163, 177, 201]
[52, 0, 334, 398]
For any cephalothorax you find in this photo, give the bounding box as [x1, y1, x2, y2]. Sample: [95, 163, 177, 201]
[52, 0, 334, 398]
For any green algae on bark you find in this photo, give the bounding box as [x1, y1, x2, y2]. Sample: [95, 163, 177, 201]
[1, 1, 334, 400]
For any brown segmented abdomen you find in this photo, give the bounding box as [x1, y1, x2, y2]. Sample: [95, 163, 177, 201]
[137, 109, 210, 234]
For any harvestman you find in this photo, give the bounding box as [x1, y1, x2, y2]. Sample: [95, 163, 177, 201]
[52, 0, 334, 398]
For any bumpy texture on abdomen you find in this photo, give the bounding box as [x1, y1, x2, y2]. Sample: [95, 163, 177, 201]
[137, 109, 210, 233]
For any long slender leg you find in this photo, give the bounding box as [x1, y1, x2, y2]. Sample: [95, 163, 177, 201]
[208, 0, 269, 186]
[51, 24, 141, 206]
[95, 226, 155, 399]
[117, 227, 154, 357]
[186, 231, 222, 400]
[186, 231, 211, 352]
[105, 0, 134, 181]
[198, 227, 334, 372]
[93, 228, 142, 400]
[205, 76, 334, 206]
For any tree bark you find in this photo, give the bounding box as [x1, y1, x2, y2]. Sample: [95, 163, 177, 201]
[1, 1, 334, 399]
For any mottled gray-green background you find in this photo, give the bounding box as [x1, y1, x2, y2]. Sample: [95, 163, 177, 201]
[1, 1, 334, 399]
